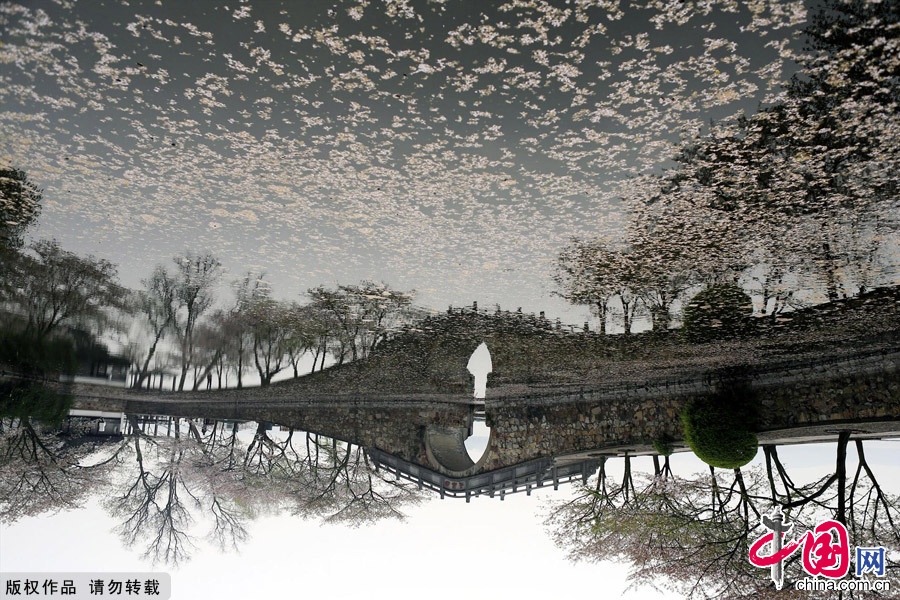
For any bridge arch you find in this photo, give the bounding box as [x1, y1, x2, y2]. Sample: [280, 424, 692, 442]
[424, 422, 495, 477]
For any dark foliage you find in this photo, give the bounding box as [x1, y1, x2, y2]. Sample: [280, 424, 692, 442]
[0, 381, 73, 426]
[0, 329, 77, 376]
[682, 284, 754, 343]
[681, 386, 759, 469]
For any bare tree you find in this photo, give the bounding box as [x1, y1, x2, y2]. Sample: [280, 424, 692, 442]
[219, 272, 269, 389]
[307, 282, 416, 365]
[548, 436, 900, 599]
[171, 252, 222, 391]
[283, 303, 316, 379]
[246, 298, 292, 386]
[106, 425, 197, 566]
[553, 238, 619, 334]
[5, 240, 123, 341]
[131, 266, 179, 389]
[188, 319, 227, 391]
[0, 414, 118, 524]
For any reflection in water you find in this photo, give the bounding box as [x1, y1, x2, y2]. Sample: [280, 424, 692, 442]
[2, 397, 899, 592]
[464, 418, 490, 463]
[545, 437, 900, 598]
[467, 342, 492, 399]
[0, 413, 424, 565]
[2, 313, 899, 599]
[0, 414, 106, 523]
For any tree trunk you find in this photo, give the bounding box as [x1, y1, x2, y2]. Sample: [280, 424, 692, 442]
[135, 327, 166, 389]
[622, 454, 634, 501]
[253, 338, 267, 385]
[651, 302, 670, 331]
[836, 430, 849, 525]
[311, 346, 321, 374]
[821, 242, 840, 302]
[622, 299, 632, 335]
[191, 352, 222, 391]
[596, 301, 607, 335]
[178, 367, 188, 391]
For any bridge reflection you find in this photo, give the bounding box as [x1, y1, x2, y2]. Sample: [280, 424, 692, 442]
[3, 385, 898, 568]
[370, 448, 601, 501]
[61, 340, 900, 502]
[94, 407, 900, 505]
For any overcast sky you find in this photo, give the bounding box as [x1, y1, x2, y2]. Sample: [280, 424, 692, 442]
[0, 0, 808, 320]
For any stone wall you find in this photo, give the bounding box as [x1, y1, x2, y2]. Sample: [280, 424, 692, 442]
[69, 394, 471, 467]
[478, 351, 900, 471]
[66, 351, 900, 477]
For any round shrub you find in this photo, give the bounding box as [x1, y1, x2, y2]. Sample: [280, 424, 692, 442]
[681, 392, 758, 469]
[682, 284, 754, 343]
[652, 436, 674, 457]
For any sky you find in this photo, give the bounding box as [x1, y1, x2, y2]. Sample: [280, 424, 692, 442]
[2, 438, 896, 600]
[0, 0, 809, 320]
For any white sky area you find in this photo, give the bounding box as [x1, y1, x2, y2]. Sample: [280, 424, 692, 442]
[2, 440, 897, 600]
[466, 342, 492, 400]
[465, 419, 491, 463]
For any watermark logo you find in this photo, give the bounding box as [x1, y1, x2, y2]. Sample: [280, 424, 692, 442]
[748, 509, 890, 592]
[856, 547, 886, 577]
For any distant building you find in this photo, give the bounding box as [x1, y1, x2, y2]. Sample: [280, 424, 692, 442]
[70, 329, 131, 385]
[65, 410, 126, 435]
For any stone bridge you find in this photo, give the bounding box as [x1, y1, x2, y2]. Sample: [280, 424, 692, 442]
[52, 348, 900, 500]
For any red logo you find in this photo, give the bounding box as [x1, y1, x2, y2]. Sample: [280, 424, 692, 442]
[749, 519, 850, 579]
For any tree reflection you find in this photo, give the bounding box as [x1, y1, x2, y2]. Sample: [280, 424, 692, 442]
[768, 435, 900, 571]
[100, 417, 423, 564]
[106, 419, 199, 565]
[236, 422, 422, 526]
[286, 437, 421, 525]
[1, 410, 425, 565]
[548, 464, 766, 597]
[0, 415, 116, 523]
[546, 436, 900, 599]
